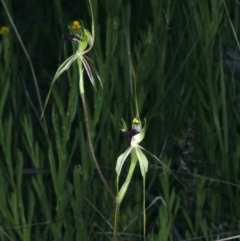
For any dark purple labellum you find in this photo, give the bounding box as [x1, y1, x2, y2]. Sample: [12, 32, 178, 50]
[64, 34, 80, 41]
[122, 130, 139, 142]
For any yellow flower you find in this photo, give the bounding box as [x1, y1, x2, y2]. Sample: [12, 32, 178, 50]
[69, 20, 82, 35]
[72, 20, 81, 28]
[0, 26, 9, 35]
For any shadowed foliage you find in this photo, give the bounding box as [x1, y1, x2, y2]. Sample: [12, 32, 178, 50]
[0, 0, 240, 240]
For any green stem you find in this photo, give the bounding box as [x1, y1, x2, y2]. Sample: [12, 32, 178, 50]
[131, 60, 139, 118]
[78, 58, 115, 201]
[78, 57, 85, 94]
[89, 0, 95, 45]
[143, 175, 146, 237]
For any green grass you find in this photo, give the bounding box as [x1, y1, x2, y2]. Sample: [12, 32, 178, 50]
[1, 0, 240, 240]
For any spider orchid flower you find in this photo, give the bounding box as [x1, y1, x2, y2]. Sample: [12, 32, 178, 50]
[115, 117, 148, 237]
[116, 117, 148, 201]
[41, 20, 101, 118]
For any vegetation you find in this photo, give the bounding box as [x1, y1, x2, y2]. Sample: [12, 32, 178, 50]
[0, 0, 240, 240]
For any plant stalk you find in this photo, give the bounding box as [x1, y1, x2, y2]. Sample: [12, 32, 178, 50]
[78, 57, 115, 201]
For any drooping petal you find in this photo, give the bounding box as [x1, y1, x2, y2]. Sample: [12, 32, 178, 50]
[81, 55, 95, 86]
[115, 146, 133, 193]
[135, 147, 148, 177]
[116, 153, 138, 204]
[116, 146, 133, 176]
[53, 54, 78, 81]
[84, 55, 102, 87]
[41, 54, 78, 118]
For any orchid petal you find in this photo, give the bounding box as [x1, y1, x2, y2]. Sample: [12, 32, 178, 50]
[119, 118, 128, 131]
[41, 54, 78, 118]
[135, 147, 148, 177]
[53, 54, 78, 81]
[81, 56, 95, 86]
[116, 146, 133, 176]
[84, 55, 102, 87]
[117, 153, 138, 204]
[116, 146, 133, 193]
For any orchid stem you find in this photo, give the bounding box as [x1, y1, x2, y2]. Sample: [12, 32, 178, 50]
[78, 59, 115, 201]
[80, 93, 115, 201]
[143, 175, 146, 237]
[130, 58, 139, 118]
[78, 58, 85, 94]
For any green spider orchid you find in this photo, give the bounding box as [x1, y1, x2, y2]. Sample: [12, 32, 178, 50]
[114, 117, 148, 238]
[41, 18, 101, 118]
[116, 117, 148, 195]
